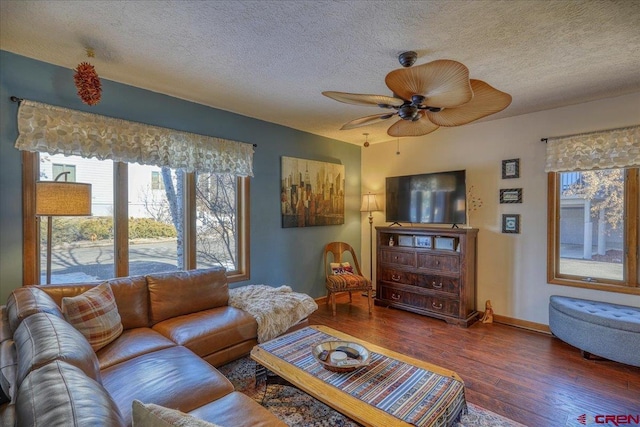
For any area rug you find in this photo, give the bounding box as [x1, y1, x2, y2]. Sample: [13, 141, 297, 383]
[218, 357, 525, 427]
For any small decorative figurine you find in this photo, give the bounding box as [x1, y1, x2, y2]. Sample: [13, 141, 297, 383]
[480, 300, 494, 323]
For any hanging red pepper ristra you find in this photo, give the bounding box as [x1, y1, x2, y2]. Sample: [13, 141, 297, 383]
[74, 48, 102, 106]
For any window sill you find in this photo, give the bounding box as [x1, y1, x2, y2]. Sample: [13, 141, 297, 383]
[548, 277, 640, 295]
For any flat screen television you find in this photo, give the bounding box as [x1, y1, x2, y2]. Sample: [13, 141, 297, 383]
[386, 170, 466, 225]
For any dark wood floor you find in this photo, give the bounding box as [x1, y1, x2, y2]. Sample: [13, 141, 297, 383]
[309, 294, 640, 427]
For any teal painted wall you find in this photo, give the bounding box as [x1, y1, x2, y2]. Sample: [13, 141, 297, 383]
[0, 50, 362, 302]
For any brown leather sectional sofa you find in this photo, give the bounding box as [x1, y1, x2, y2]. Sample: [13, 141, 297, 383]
[0, 267, 301, 426]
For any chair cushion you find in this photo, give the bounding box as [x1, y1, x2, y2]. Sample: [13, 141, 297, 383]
[132, 400, 223, 427]
[326, 273, 371, 291]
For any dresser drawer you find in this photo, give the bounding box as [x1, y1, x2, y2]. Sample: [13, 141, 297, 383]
[380, 249, 416, 268]
[415, 275, 460, 294]
[417, 253, 459, 273]
[379, 286, 459, 317]
[379, 269, 415, 285]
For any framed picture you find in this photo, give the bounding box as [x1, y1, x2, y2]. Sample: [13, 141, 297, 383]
[281, 156, 345, 228]
[502, 158, 520, 179]
[500, 188, 522, 203]
[502, 214, 520, 233]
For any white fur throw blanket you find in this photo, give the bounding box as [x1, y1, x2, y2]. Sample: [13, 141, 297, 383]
[228, 285, 318, 343]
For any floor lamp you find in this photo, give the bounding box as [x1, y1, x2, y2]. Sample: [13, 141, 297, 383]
[360, 193, 381, 294]
[36, 172, 92, 284]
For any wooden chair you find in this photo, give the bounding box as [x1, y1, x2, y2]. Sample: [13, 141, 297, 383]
[323, 242, 372, 316]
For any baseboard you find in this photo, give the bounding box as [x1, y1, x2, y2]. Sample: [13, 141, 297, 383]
[315, 296, 328, 304]
[314, 295, 552, 335]
[482, 312, 552, 335]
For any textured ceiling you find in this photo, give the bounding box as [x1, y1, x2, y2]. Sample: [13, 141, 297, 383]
[1, 0, 639, 146]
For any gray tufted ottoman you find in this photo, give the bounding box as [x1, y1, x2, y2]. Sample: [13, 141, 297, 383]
[549, 295, 640, 367]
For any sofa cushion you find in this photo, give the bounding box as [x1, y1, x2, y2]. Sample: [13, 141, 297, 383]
[97, 328, 176, 370]
[152, 306, 257, 359]
[0, 306, 11, 343]
[0, 402, 15, 427]
[0, 340, 16, 403]
[13, 312, 101, 387]
[40, 275, 150, 330]
[132, 400, 223, 427]
[146, 268, 229, 325]
[16, 360, 125, 427]
[101, 346, 234, 426]
[189, 392, 287, 427]
[62, 282, 124, 351]
[6, 286, 63, 333]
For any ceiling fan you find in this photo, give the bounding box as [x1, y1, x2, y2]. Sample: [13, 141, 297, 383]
[322, 51, 512, 138]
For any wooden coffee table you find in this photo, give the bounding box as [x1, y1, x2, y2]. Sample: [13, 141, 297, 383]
[251, 325, 466, 427]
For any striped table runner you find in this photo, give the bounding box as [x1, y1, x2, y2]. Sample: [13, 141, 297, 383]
[259, 327, 467, 427]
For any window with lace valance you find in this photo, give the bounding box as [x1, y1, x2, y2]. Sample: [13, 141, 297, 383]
[17, 99, 252, 286]
[545, 125, 639, 294]
[15, 100, 254, 176]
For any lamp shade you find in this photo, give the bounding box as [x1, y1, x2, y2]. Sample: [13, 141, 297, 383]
[360, 193, 381, 213]
[36, 181, 92, 216]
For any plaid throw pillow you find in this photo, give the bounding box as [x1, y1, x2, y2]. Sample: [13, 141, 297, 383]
[62, 283, 123, 352]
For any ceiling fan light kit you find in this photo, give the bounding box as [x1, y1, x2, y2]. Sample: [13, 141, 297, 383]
[323, 51, 511, 138]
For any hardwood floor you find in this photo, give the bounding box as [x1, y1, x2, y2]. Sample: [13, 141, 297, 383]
[309, 294, 640, 427]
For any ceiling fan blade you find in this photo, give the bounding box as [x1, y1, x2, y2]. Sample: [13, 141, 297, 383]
[426, 79, 512, 127]
[322, 91, 404, 107]
[340, 113, 397, 130]
[385, 60, 472, 108]
[387, 113, 440, 137]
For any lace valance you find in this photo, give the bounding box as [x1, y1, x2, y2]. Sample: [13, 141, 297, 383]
[545, 125, 639, 172]
[14, 100, 254, 176]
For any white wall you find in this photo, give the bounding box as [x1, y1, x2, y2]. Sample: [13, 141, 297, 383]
[361, 92, 640, 325]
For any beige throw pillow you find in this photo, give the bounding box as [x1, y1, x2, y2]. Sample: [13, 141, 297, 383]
[62, 282, 123, 352]
[132, 400, 223, 427]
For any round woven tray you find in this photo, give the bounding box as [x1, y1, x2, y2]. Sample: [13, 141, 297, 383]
[311, 341, 371, 373]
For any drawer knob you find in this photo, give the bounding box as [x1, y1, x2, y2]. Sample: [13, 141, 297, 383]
[392, 274, 401, 281]
[391, 293, 401, 301]
[433, 282, 443, 289]
[394, 256, 398, 260]
[432, 302, 443, 310]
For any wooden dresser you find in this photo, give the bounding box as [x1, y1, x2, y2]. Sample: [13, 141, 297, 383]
[375, 226, 478, 327]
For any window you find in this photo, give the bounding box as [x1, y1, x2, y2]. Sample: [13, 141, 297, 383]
[23, 152, 249, 285]
[52, 163, 76, 182]
[547, 168, 639, 293]
[150, 171, 164, 190]
[17, 99, 253, 286]
[195, 172, 246, 272]
[129, 164, 183, 275]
